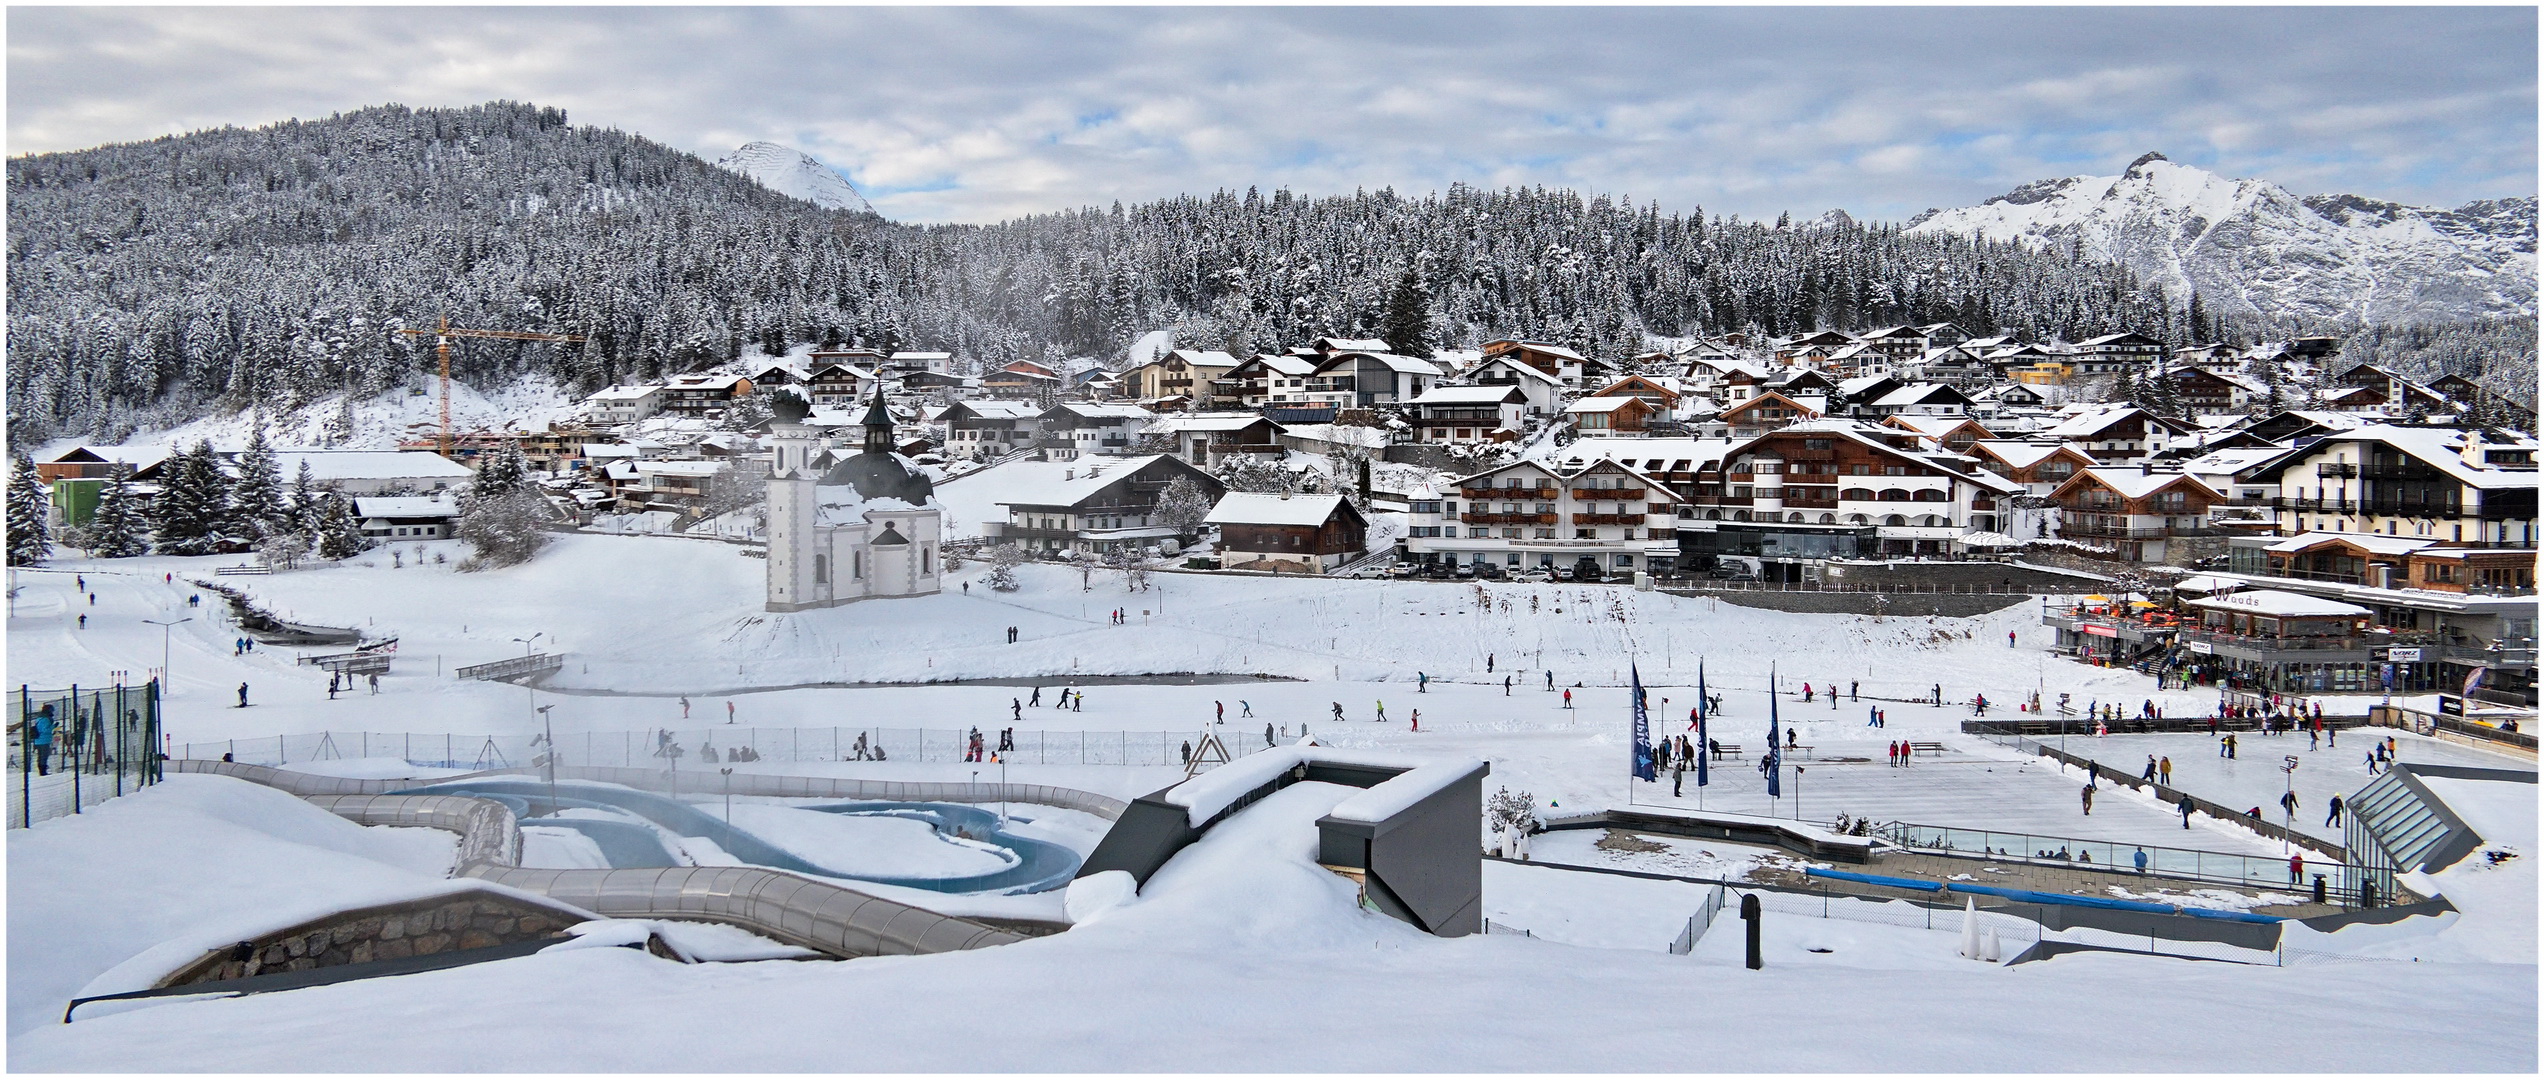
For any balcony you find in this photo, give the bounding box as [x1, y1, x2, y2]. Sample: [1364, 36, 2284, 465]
[1462, 512, 1556, 525]
[1463, 485, 1555, 501]
[1572, 513, 1645, 526]
[2316, 463, 2359, 479]
[1573, 487, 1646, 501]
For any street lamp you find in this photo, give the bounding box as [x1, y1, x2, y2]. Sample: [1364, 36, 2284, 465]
[1795, 766, 1805, 822]
[142, 617, 192, 697]
[535, 703, 559, 815]
[720, 767, 735, 849]
[512, 633, 542, 658]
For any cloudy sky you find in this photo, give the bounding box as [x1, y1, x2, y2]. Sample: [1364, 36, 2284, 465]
[8, 6, 2536, 224]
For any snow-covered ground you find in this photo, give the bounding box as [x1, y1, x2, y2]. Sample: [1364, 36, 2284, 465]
[8, 541, 2536, 1070]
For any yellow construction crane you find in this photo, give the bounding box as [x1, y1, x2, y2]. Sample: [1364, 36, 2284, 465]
[396, 316, 588, 457]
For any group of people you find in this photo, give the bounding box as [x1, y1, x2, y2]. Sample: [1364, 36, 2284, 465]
[699, 741, 762, 763]
[1014, 686, 1085, 721]
[1885, 741, 1916, 767]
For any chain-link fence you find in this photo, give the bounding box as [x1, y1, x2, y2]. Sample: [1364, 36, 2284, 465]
[8, 682, 164, 828]
[171, 723, 1293, 772]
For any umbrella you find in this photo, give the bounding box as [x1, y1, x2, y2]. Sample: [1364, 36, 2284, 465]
[2130, 600, 2159, 608]
[2083, 595, 2111, 603]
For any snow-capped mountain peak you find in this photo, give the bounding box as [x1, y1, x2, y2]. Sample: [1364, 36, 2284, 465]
[1907, 154, 2535, 324]
[714, 141, 873, 214]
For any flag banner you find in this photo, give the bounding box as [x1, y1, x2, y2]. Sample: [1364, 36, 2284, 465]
[1765, 665, 1782, 798]
[1696, 659, 1709, 788]
[1630, 663, 1655, 782]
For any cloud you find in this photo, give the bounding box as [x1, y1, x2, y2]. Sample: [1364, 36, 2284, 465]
[6, 7, 2534, 224]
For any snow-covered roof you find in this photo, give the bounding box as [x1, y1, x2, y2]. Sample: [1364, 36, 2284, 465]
[1837, 374, 1895, 396]
[1205, 491, 1351, 528]
[1471, 356, 1566, 385]
[1044, 403, 1158, 421]
[1164, 349, 1241, 368]
[1240, 354, 1321, 376]
[635, 460, 726, 478]
[274, 451, 474, 483]
[1410, 386, 1526, 406]
[890, 351, 952, 362]
[585, 385, 663, 402]
[952, 401, 1043, 421]
[1316, 337, 1393, 353]
[1328, 352, 1445, 376]
[2036, 406, 2156, 440]
[2264, 531, 2441, 557]
[1495, 341, 1586, 361]
[2188, 589, 2372, 618]
[939, 455, 1187, 516]
[351, 495, 461, 519]
[1547, 437, 1731, 474]
[1149, 413, 1278, 433]
[1564, 397, 1639, 414]
[1872, 384, 1968, 408]
[2179, 447, 2283, 478]
[2068, 468, 2222, 500]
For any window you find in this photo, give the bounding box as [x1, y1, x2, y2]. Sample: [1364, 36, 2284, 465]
[853, 551, 863, 579]
[1616, 554, 1635, 567]
[815, 554, 829, 584]
[1804, 438, 1832, 451]
[1502, 528, 1522, 539]
[1470, 527, 1493, 538]
[1534, 528, 1555, 539]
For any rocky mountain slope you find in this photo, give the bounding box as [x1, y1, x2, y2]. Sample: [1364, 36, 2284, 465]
[714, 142, 873, 214]
[1906, 153, 2536, 326]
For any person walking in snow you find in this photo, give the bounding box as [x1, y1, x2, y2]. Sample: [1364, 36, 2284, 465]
[1546, 671, 1555, 691]
[1417, 672, 1428, 693]
[725, 701, 735, 724]
[76, 614, 85, 630]
[1562, 688, 1573, 710]
[2142, 755, 2158, 783]
[1012, 698, 1022, 722]
[1506, 676, 1514, 697]
[2179, 795, 2196, 829]
[29, 710, 54, 776]
[2288, 852, 2305, 885]
[1932, 683, 1942, 705]
[2134, 848, 2149, 875]
[236, 682, 249, 708]
[1332, 702, 1345, 723]
[2280, 789, 2299, 819]
[1265, 723, 1275, 748]
[1029, 687, 1042, 707]
[1850, 681, 1858, 701]
[1375, 700, 1386, 722]
[2081, 783, 2095, 816]
[1802, 682, 1813, 703]
[1215, 701, 1224, 723]
[1409, 709, 1420, 732]
[1240, 700, 1253, 718]
[1487, 654, 1495, 673]
[679, 696, 690, 719]
[2326, 794, 2345, 827]
[2159, 756, 2172, 786]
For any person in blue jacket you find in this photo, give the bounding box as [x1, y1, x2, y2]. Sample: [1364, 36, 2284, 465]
[29, 708, 56, 776]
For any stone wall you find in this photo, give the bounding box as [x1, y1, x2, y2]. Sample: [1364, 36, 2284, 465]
[159, 891, 585, 987]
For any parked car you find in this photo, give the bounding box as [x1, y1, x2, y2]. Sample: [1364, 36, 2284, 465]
[1453, 563, 1477, 580]
[1474, 562, 1505, 580]
[1515, 570, 1554, 583]
[1551, 565, 1575, 582]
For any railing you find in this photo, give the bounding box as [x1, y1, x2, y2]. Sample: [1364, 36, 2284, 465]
[1460, 512, 1555, 525]
[1573, 488, 1645, 501]
[171, 724, 1291, 771]
[452, 653, 566, 683]
[2177, 629, 2442, 654]
[1668, 881, 1730, 955]
[2316, 463, 2358, 479]
[1572, 513, 1644, 526]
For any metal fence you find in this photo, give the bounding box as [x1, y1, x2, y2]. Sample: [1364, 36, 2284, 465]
[1668, 881, 1730, 955]
[1868, 820, 2347, 899]
[8, 682, 165, 828]
[172, 723, 1290, 771]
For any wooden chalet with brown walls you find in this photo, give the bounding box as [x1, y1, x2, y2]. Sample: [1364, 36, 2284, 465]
[1881, 415, 1994, 454]
[1968, 440, 2100, 494]
[1206, 492, 1369, 574]
[1717, 390, 1819, 438]
[1586, 375, 1683, 410]
[1564, 395, 1656, 434]
[1681, 421, 2017, 553]
[2048, 467, 2223, 563]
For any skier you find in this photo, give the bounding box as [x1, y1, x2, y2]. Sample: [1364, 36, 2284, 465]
[1409, 709, 1420, 732]
[1332, 702, 1345, 723]
[726, 701, 735, 724]
[76, 614, 85, 630]
[1505, 676, 1513, 696]
[1030, 687, 1042, 707]
[2008, 630, 2017, 648]
[76, 575, 84, 591]
[1011, 698, 1022, 722]
[2280, 789, 2299, 819]
[1375, 701, 1386, 722]
[680, 696, 691, 719]
[1802, 683, 1813, 703]
[236, 683, 249, 708]
[1561, 688, 1573, 710]
[327, 674, 339, 700]
[1932, 683, 1942, 705]
[1487, 654, 1495, 673]
[1869, 706, 1880, 728]
[1546, 671, 1555, 691]
[1215, 701, 1224, 723]
[1240, 700, 1253, 718]
[1417, 672, 1428, 693]
[1850, 681, 1858, 701]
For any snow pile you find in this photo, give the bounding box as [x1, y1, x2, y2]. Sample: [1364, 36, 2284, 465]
[5, 775, 461, 1035]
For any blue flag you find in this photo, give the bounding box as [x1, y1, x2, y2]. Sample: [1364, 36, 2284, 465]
[1630, 663, 1655, 782]
[1765, 664, 1782, 798]
[1695, 659, 1709, 788]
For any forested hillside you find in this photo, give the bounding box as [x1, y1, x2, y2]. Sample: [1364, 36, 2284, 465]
[0, 100, 2476, 444]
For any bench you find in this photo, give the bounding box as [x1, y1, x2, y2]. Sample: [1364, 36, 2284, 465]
[1710, 743, 1746, 761]
[1788, 745, 1817, 759]
[1909, 741, 1947, 757]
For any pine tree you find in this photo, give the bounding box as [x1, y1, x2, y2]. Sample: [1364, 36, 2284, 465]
[230, 422, 284, 539]
[1154, 476, 1214, 540]
[316, 494, 369, 560]
[1377, 268, 1434, 359]
[286, 459, 321, 537]
[88, 467, 150, 558]
[150, 439, 232, 555]
[456, 479, 553, 570]
[473, 446, 530, 499]
[6, 454, 53, 566]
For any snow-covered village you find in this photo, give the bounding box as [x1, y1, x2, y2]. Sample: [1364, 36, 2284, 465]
[5, 7, 2537, 1074]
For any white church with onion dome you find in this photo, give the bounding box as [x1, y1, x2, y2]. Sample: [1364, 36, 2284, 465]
[764, 387, 943, 611]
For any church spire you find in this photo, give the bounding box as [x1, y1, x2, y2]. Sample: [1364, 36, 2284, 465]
[861, 383, 895, 456]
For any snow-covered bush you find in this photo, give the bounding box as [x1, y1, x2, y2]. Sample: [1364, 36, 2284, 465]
[456, 490, 553, 570]
[987, 543, 1026, 591]
[1487, 786, 1539, 834]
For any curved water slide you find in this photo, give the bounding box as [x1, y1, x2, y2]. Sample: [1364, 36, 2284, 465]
[168, 759, 1121, 957]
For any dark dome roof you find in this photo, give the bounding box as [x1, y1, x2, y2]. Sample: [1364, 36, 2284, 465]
[819, 449, 935, 504]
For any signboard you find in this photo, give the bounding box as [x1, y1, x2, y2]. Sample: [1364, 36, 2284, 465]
[2385, 647, 2423, 662]
[2437, 695, 2466, 716]
[2188, 640, 2214, 655]
[2080, 624, 2119, 638]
